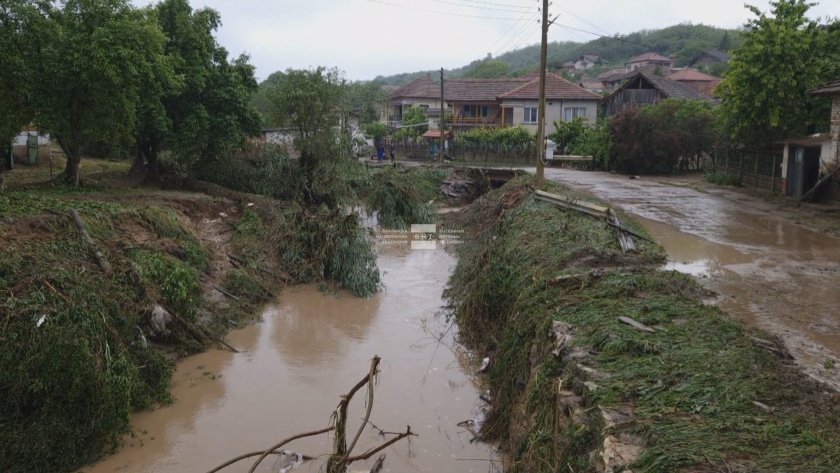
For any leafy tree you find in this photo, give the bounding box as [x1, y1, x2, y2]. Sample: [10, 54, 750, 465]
[346, 80, 386, 124]
[394, 106, 427, 140]
[27, 0, 167, 184]
[267, 67, 352, 204]
[464, 59, 511, 78]
[363, 122, 390, 147]
[136, 0, 260, 176]
[0, 0, 42, 161]
[718, 0, 838, 146]
[718, 31, 732, 51]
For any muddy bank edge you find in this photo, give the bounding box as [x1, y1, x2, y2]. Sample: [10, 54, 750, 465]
[445, 176, 840, 472]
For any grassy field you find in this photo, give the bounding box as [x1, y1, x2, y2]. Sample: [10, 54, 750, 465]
[445, 176, 840, 472]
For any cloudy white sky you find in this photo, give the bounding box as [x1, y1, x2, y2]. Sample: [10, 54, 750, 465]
[130, 0, 836, 81]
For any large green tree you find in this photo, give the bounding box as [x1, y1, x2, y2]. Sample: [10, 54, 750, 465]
[718, 0, 839, 146]
[267, 67, 351, 205]
[0, 0, 41, 158]
[28, 0, 167, 184]
[135, 0, 260, 175]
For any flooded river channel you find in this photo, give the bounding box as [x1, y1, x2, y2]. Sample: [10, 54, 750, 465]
[546, 168, 840, 390]
[82, 245, 499, 473]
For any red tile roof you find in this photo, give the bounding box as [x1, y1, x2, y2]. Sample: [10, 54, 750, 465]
[626, 52, 672, 64]
[667, 68, 720, 82]
[444, 78, 530, 102]
[388, 76, 438, 99]
[498, 73, 602, 101]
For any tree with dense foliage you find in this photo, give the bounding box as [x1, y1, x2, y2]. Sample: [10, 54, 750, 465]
[267, 67, 353, 205]
[394, 106, 428, 140]
[464, 59, 511, 78]
[25, 0, 167, 184]
[135, 0, 259, 176]
[346, 80, 386, 124]
[718, 0, 839, 146]
[0, 1, 41, 159]
[363, 121, 390, 147]
[609, 99, 717, 174]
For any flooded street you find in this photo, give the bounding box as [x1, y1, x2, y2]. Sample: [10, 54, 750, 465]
[82, 246, 498, 473]
[546, 168, 840, 389]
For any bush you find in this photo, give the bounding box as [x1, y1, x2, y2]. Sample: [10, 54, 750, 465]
[609, 99, 717, 174]
[365, 168, 445, 229]
[457, 126, 534, 147]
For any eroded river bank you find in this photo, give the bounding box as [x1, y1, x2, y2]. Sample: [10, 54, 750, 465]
[82, 245, 499, 473]
[545, 168, 840, 390]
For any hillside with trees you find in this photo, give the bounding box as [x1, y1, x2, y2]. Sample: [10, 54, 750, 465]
[370, 23, 741, 84]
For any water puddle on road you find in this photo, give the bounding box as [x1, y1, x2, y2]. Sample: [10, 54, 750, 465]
[545, 169, 840, 390]
[81, 246, 499, 473]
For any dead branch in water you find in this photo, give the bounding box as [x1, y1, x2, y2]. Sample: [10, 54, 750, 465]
[211, 356, 414, 473]
[206, 426, 332, 473]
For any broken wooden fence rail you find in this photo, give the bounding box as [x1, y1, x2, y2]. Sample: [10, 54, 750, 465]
[534, 190, 642, 252]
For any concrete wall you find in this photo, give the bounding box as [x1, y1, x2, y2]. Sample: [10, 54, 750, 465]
[11, 132, 52, 165]
[501, 99, 598, 136]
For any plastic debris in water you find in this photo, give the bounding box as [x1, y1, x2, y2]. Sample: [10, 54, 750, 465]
[36, 314, 47, 328]
[271, 450, 304, 473]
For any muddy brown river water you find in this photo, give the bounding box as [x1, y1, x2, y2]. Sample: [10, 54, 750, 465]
[82, 245, 499, 473]
[546, 168, 840, 390]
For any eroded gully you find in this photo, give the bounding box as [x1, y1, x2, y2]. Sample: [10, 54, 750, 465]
[82, 245, 499, 473]
[545, 168, 840, 390]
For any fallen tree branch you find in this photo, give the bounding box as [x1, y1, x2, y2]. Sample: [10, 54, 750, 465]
[205, 450, 315, 473]
[69, 208, 111, 273]
[243, 426, 335, 473]
[213, 284, 241, 301]
[343, 426, 415, 463]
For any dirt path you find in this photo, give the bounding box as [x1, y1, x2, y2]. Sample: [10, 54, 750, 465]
[545, 168, 840, 390]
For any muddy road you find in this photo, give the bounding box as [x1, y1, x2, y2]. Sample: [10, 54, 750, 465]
[81, 245, 498, 473]
[545, 168, 840, 390]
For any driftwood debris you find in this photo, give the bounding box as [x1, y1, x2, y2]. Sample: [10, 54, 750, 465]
[441, 176, 475, 198]
[69, 208, 112, 273]
[210, 357, 414, 473]
[213, 284, 241, 302]
[618, 316, 655, 333]
[534, 190, 643, 252]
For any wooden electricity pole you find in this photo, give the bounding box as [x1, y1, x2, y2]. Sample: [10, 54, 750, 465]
[440, 67, 445, 161]
[535, 0, 549, 186]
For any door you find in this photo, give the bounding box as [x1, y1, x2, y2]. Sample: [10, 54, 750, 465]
[27, 134, 38, 165]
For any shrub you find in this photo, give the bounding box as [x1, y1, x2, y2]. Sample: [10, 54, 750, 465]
[609, 99, 717, 174]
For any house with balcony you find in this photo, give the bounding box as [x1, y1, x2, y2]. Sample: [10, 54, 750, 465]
[386, 75, 446, 128]
[604, 71, 717, 117]
[444, 78, 530, 129]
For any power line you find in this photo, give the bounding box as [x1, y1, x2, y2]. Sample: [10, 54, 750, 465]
[489, 8, 539, 52]
[427, 0, 533, 13]
[362, 0, 524, 20]
[447, 0, 537, 9]
[553, 22, 654, 50]
[494, 10, 540, 55]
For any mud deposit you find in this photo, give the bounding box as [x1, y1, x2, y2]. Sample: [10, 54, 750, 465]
[81, 246, 498, 473]
[546, 168, 840, 389]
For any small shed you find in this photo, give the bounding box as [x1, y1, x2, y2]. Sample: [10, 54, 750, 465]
[778, 134, 832, 199]
[11, 127, 51, 165]
[422, 129, 453, 158]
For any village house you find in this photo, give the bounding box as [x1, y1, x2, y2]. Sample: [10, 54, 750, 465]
[497, 73, 602, 136]
[562, 54, 599, 72]
[778, 79, 840, 199]
[604, 70, 717, 117]
[667, 68, 722, 96]
[691, 49, 730, 69]
[384, 73, 601, 137]
[624, 52, 673, 72]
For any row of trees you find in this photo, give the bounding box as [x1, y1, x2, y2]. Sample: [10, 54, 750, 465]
[0, 0, 259, 184]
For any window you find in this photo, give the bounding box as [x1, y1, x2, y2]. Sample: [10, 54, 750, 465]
[524, 107, 537, 123]
[481, 106, 489, 117]
[419, 104, 429, 111]
[564, 107, 587, 121]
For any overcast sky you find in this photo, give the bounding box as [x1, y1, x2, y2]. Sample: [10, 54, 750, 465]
[130, 0, 836, 82]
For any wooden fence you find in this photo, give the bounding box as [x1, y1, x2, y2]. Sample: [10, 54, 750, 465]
[707, 147, 784, 193]
[386, 139, 536, 165]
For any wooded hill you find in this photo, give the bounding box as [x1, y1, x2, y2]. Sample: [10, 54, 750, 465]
[372, 23, 741, 85]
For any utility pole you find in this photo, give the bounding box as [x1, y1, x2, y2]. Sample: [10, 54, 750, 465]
[439, 67, 445, 162]
[535, 0, 549, 186]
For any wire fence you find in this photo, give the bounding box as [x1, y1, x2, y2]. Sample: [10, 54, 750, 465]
[385, 139, 537, 166]
[706, 146, 785, 193]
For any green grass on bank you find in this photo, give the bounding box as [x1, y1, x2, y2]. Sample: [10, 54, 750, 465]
[445, 176, 840, 472]
[0, 188, 272, 473]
